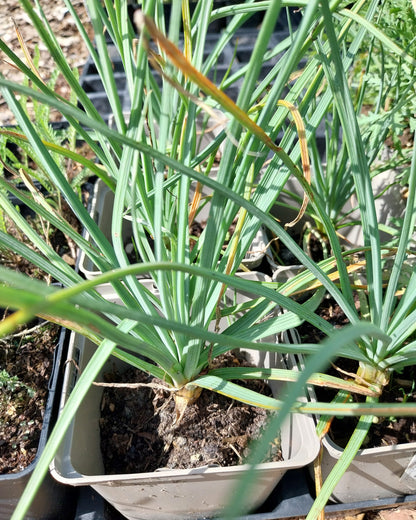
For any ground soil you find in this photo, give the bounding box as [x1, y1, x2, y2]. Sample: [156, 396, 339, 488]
[0, 0, 92, 126]
[99, 351, 282, 475]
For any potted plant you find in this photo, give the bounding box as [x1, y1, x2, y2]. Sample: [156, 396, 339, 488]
[269, 0, 415, 267]
[285, 3, 416, 516]
[50, 274, 321, 520]
[1, 1, 415, 519]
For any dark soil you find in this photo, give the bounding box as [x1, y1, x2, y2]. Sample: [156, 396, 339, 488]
[267, 227, 301, 266]
[328, 364, 416, 449]
[0, 321, 60, 473]
[267, 225, 330, 268]
[99, 351, 282, 475]
[298, 296, 416, 449]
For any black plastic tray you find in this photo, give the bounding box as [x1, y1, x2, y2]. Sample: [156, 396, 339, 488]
[79, 26, 300, 110]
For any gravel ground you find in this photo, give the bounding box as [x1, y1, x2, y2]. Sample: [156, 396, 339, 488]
[0, 0, 91, 125]
[0, 2, 415, 520]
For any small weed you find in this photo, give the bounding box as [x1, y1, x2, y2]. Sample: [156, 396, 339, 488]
[0, 369, 35, 398]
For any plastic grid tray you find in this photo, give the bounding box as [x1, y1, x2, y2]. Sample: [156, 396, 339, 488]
[79, 25, 297, 116]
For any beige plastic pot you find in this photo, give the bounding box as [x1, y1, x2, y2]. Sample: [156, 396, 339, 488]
[338, 163, 406, 249]
[317, 434, 416, 503]
[51, 274, 320, 520]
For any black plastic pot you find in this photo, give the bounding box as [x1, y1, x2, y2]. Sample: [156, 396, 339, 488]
[6, 180, 48, 219]
[78, 46, 128, 122]
[0, 327, 77, 520]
